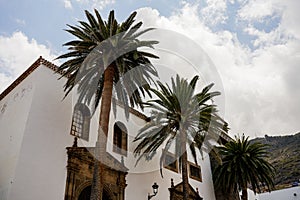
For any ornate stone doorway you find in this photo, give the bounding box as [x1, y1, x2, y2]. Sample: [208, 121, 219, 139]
[78, 185, 112, 200]
[102, 190, 111, 200]
[64, 146, 128, 200]
[78, 186, 91, 200]
[168, 179, 203, 200]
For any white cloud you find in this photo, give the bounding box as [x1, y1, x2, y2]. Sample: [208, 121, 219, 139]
[136, 4, 300, 137]
[237, 0, 282, 22]
[200, 0, 228, 26]
[15, 18, 26, 26]
[0, 32, 58, 93]
[94, 0, 115, 10]
[238, 0, 300, 50]
[1, 1, 299, 139]
[71, 0, 115, 10]
[279, 0, 300, 40]
[243, 25, 289, 47]
[64, 0, 73, 9]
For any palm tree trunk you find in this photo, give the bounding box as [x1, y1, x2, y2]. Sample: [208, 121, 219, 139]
[181, 131, 189, 200]
[90, 159, 103, 200]
[241, 187, 248, 200]
[98, 65, 115, 142]
[91, 65, 115, 200]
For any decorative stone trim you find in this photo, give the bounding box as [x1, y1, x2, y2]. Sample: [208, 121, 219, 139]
[168, 179, 203, 200]
[65, 146, 128, 200]
[74, 180, 92, 199]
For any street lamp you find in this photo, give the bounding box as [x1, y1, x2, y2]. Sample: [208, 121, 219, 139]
[148, 182, 159, 200]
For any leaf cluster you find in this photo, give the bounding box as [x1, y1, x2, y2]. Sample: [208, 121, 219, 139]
[56, 9, 159, 115]
[213, 135, 275, 194]
[133, 75, 227, 176]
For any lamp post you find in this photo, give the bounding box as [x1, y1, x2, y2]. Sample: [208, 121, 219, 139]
[148, 182, 159, 200]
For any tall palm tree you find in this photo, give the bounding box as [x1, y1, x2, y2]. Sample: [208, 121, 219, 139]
[134, 75, 227, 200]
[213, 135, 275, 200]
[57, 9, 158, 200]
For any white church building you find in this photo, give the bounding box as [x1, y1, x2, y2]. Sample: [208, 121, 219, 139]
[0, 57, 230, 200]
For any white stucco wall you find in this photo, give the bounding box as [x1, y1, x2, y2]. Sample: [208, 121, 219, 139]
[257, 186, 300, 200]
[0, 73, 35, 199]
[103, 105, 216, 200]
[1, 61, 217, 200]
[124, 151, 216, 200]
[9, 65, 76, 200]
[65, 92, 217, 200]
[0, 65, 74, 200]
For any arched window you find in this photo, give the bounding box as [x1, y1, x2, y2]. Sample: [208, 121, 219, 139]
[70, 103, 90, 141]
[113, 122, 127, 156]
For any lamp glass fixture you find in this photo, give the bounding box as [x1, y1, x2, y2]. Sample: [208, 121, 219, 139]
[152, 182, 159, 194]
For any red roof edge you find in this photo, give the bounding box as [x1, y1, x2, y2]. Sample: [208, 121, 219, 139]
[0, 56, 61, 101]
[0, 56, 150, 122]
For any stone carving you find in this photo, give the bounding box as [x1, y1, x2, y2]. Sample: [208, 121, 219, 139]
[168, 179, 203, 200]
[64, 147, 128, 200]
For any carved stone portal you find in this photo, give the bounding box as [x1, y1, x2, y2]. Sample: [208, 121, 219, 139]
[64, 147, 128, 200]
[169, 179, 203, 200]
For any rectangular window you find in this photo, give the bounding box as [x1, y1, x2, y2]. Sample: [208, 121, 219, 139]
[113, 122, 127, 156]
[163, 151, 178, 173]
[189, 162, 202, 182]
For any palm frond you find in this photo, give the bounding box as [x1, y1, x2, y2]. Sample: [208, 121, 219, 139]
[213, 135, 275, 193]
[57, 9, 159, 117]
[134, 75, 226, 178]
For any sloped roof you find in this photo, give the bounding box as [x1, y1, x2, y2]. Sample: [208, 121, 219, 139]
[0, 56, 232, 141]
[0, 56, 61, 101]
[0, 56, 149, 121]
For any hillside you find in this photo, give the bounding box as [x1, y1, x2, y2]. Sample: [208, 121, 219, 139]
[251, 132, 300, 189]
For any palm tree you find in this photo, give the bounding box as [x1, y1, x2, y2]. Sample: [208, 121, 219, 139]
[134, 75, 227, 200]
[57, 9, 158, 200]
[213, 135, 275, 200]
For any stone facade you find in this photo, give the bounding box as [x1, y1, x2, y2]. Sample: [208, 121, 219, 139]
[168, 179, 203, 200]
[64, 145, 128, 200]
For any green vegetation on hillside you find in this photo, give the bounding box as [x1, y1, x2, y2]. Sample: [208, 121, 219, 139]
[251, 132, 300, 189]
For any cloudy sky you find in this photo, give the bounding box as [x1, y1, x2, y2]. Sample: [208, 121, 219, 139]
[0, 0, 299, 138]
